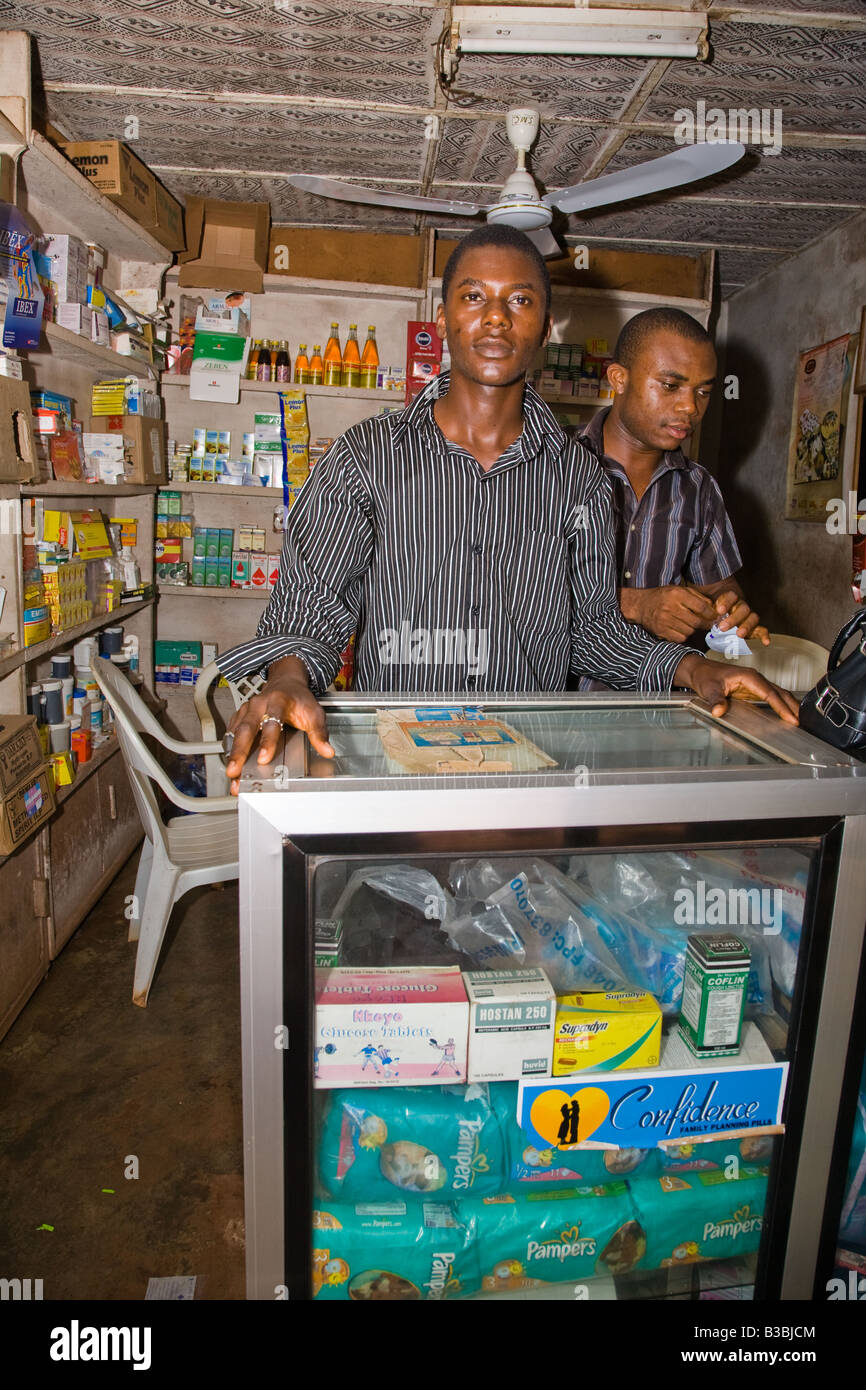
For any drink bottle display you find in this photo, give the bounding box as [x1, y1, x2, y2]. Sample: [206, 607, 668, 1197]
[360, 325, 379, 390]
[323, 323, 342, 386]
[275, 339, 291, 383]
[341, 323, 361, 389]
[294, 343, 309, 384]
[309, 344, 324, 387]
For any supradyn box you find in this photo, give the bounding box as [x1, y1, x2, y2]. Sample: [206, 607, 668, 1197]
[463, 968, 555, 1082]
[553, 990, 662, 1075]
[315, 966, 468, 1088]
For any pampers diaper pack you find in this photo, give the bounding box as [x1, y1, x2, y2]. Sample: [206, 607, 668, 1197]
[312, 1201, 476, 1300]
[317, 1085, 509, 1201]
[552, 989, 662, 1074]
[315, 966, 469, 1088]
[466, 1185, 645, 1293]
[629, 1165, 769, 1270]
[657, 1133, 776, 1176]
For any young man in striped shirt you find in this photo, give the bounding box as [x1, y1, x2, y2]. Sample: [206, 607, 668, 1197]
[222, 226, 798, 789]
[575, 308, 765, 690]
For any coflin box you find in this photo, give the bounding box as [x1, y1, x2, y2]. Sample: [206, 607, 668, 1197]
[463, 967, 555, 1082]
[314, 966, 469, 1089]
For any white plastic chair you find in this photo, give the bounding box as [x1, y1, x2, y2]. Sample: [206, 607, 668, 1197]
[91, 656, 239, 1008]
[705, 633, 829, 692]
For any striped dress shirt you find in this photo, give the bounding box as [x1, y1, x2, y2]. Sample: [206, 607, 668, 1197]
[574, 408, 742, 692]
[218, 373, 697, 695]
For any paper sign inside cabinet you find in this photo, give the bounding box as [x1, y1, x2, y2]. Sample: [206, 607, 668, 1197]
[0, 376, 36, 481]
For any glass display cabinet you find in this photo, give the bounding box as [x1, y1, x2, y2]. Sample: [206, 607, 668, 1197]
[235, 693, 866, 1302]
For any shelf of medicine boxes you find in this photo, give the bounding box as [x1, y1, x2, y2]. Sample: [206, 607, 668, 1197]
[34, 321, 157, 380]
[0, 598, 153, 680]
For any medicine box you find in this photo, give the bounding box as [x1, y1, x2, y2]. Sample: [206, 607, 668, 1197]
[155, 640, 202, 667]
[218, 528, 233, 558]
[553, 990, 662, 1075]
[678, 933, 750, 1059]
[314, 966, 469, 1088]
[463, 968, 555, 1082]
[249, 552, 269, 588]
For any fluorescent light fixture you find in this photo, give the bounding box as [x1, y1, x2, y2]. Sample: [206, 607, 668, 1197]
[451, 7, 708, 60]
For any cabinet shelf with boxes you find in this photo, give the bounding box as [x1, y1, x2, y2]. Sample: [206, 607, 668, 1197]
[0, 27, 180, 1040]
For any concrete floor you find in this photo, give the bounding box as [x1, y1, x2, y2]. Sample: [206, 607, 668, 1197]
[0, 850, 245, 1300]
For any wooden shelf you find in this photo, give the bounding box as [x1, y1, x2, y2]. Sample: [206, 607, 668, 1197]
[157, 584, 270, 599]
[31, 321, 157, 380]
[0, 598, 152, 677]
[166, 268, 425, 303]
[21, 482, 157, 497]
[158, 480, 285, 497]
[160, 374, 400, 402]
[20, 131, 170, 265]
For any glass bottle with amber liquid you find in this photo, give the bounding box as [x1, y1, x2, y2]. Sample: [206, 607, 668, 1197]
[246, 339, 262, 380]
[341, 323, 361, 389]
[308, 344, 324, 386]
[360, 325, 379, 390]
[323, 323, 342, 387]
[294, 343, 309, 384]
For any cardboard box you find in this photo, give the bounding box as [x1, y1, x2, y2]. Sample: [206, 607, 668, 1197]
[88, 414, 166, 485]
[463, 968, 555, 1083]
[553, 990, 662, 1075]
[314, 966, 469, 1088]
[178, 197, 271, 293]
[60, 140, 157, 228]
[149, 180, 186, 253]
[0, 714, 55, 854]
[268, 226, 425, 287]
[0, 764, 55, 855]
[0, 715, 45, 796]
[0, 378, 36, 481]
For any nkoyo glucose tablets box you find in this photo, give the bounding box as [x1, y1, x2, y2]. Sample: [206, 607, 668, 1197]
[314, 967, 468, 1089]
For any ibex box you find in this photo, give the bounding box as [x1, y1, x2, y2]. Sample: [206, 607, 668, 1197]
[463, 967, 555, 1082]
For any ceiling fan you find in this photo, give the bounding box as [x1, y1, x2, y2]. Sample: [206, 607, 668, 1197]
[288, 108, 745, 258]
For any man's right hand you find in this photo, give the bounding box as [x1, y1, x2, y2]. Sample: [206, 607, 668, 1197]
[224, 656, 335, 795]
[620, 584, 718, 642]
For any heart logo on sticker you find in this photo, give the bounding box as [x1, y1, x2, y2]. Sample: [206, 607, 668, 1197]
[529, 1087, 611, 1148]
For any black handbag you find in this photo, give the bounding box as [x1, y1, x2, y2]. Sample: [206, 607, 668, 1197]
[798, 610, 866, 757]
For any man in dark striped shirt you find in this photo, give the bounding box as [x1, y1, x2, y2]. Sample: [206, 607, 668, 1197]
[222, 227, 798, 788]
[575, 308, 767, 692]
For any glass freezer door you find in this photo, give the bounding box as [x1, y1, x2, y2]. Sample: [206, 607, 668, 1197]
[297, 826, 835, 1303]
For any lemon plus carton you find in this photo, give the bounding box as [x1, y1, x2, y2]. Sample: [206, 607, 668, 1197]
[553, 990, 662, 1075]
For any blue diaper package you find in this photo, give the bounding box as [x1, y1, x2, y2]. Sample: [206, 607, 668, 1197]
[465, 1184, 644, 1293]
[312, 1200, 477, 1300]
[317, 1084, 510, 1201]
[657, 1134, 776, 1176]
[628, 1165, 770, 1271]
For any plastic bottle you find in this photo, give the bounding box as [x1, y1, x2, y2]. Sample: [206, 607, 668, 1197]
[360, 325, 379, 389]
[323, 323, 342, 386]
[246, 339, 262, 380]
[308, 344, 324, 387]
[275, 339, 291, 383]
[294, 343, 309, 384]
[256, 339, 272, 382]
[341, 323, 361, 388]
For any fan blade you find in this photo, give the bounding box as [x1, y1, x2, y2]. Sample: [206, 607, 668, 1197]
[288, 174, 481, 217]
[525, 225, 562, 259]
[545, 142, 745, 215]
